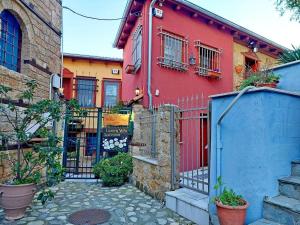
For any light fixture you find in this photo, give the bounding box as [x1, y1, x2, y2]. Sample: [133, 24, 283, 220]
[158, 0, 165, 7]
[135, 87, 141, 96]
[189, 53, 196, 65]
[253, 47, 258, 53]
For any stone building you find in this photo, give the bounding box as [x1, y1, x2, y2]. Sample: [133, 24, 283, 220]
[0, 0, 62, 181]
[0, 0, 62, 100]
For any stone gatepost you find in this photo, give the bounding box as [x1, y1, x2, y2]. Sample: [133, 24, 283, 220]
[130, 104, 180, 200]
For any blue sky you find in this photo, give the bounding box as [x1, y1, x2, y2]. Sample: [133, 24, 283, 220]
[62, 0, 300, 58]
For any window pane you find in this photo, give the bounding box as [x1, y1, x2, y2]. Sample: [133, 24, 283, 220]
[0, 10, 21, 72]
[132, 27, 142, 68]
[77, 79, 96, 107]
[104, 81, 119, 107]
[164, 36, 182, 63]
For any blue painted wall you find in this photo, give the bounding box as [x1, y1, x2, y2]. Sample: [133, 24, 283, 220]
[209, 90, 300, 223]
[275, 62, 300, 93]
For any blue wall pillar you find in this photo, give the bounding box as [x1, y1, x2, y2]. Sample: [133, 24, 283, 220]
[209, 89, 300, 223]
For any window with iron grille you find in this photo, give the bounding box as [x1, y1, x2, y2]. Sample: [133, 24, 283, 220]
[76, 78, 97, 108]
[195, 41, 221, 76]
[0, 10, 22, 72]
[158, 28, 188, 71]
[132, 26, 142, 71]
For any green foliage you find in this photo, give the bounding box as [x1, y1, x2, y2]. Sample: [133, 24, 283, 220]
[93, 153, 133, 186]
[276, 0, 300, 22]
[109, 102, 131, 114]
[37, 189, 55, 205]
[0, 80, 80, 204]
[279, 45, 300, 63]
[239, 70, 280, 90]
[213, 176, 245, 207]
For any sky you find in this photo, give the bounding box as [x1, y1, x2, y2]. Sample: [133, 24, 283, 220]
[62, 0, 300, 58]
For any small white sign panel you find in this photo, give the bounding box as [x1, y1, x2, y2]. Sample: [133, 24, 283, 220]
[112, 69, 120, 75]
[153, 8, 163, 18]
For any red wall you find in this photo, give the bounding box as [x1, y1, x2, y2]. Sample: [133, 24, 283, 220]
[121, 1, 234, 107]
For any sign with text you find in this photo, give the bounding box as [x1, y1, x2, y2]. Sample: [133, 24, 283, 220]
[101, 126, 128, 152]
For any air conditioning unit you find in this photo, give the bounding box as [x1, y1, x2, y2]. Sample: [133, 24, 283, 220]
[52, 74, 61, 89]
[153, 8, 163, 18]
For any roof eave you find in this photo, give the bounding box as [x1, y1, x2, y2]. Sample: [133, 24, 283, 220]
[113, 0, 134, 49]
[63, 53, 123, 62]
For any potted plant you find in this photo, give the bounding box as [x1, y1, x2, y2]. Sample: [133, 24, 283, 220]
[213, 176, 249, 225]
[0, 80, 81, 220]
[239, 69, 280, 90]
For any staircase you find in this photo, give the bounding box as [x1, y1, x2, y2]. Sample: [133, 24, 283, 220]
[250, 160, 300, 225]
[165, 188, 209, 225]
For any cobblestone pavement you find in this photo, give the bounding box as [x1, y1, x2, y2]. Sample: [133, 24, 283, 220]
[0, 181, 195, 225]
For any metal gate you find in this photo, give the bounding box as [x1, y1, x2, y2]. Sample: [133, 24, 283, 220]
[63, 108, 102, 179]
[62, 107, 132, 179]
[171, 96, 210, 194]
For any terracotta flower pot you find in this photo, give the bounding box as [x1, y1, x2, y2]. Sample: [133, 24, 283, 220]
[0, 183, 37, 220]
[255, 82, 277, 88]
[235, 65, 244, 74]
[216, 200, 249, 225]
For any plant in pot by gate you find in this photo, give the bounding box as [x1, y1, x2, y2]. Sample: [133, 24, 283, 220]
[239, 68, 280, 90]
[0, 80, 81, 220]
[213, 176, 249, 225]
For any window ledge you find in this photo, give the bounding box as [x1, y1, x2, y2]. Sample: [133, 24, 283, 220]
[0, 65, 28, 79]
[132, 155, 158, 165]
[157, 59, 188, 72]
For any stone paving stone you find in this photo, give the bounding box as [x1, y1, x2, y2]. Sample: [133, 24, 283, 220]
[0, 181, 195, 225]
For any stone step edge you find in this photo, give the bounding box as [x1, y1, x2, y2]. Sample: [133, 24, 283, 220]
[165, 190, 209, 211]
[292, 160, 300, 164]
[248, 218, 283, 225]
[264, 195, 300, 214]
[278, 176, 300, 186]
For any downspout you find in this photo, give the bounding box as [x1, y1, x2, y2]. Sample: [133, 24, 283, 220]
[61, 4, 64, 89]
[147, 0, 158, 109]
[215, 86, 255, 193]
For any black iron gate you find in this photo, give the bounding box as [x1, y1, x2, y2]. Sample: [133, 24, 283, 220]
[63, 108, 102, 179]
[62, 107, 132, 179]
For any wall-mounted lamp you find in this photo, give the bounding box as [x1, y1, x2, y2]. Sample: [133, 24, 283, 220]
[135, 87, 141, 96]
[248, 40, 259, 53]
[189, 53, 196, 65]
[158, 0, 165, 7]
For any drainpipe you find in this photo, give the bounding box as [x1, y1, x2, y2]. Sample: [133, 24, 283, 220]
[147, 0, 158, 109]
[216, 86, 255, 193]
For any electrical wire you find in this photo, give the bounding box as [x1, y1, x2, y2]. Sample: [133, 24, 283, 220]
[63, 6, 140, 21]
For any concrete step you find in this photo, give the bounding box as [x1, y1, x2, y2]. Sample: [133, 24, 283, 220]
[279, 176, 300, 200]
[249, 218, 283, 225]
[291, 160, 300, 176]
[166, 188, 209, 225]
[263, 195, 300, 224]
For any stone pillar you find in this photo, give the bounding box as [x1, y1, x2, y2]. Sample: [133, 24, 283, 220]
[130, 104, 180, 200]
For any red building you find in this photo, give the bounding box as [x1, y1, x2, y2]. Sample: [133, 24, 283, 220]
[114, 0, 285, 108]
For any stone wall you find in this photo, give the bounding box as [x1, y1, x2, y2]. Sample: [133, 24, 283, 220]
[0, 0, 62, 101]
[130, 104, 180, 200]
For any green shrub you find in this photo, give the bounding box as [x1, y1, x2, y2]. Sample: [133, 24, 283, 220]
[213, 176, 245, 207]
[239, 70, 280, 90]
[93, 153, 133, 186]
